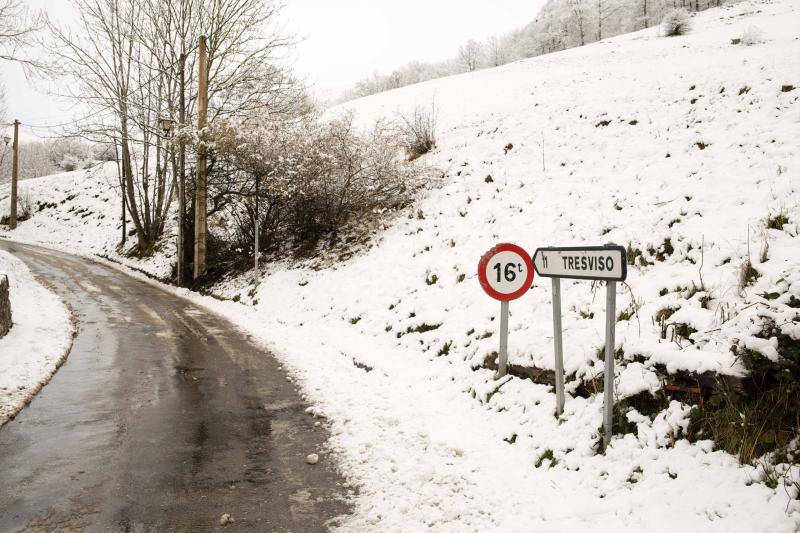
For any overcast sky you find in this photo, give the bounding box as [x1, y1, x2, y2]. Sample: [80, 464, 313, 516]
[283, 0, 546, 97]
[1, 0, 545, 136]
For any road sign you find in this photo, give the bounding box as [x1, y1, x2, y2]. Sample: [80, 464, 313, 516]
[534, 243, 624, 447]
[477, 243, 534, 379]
[478, 243, 534, 301]
[532, 245, 627, 282]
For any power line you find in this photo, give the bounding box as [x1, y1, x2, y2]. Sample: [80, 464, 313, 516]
[2, 43, 202, 136]
[9, 108, 115, 130]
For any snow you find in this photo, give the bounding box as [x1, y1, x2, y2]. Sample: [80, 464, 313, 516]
[0, 164, 175, 280]
[0, 250, 74, 426]
[193, 2, 800, 528]
[0, 0, 798, 530]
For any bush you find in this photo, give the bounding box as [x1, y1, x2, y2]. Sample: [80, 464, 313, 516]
[92, 143, 117, 162]
[739, 26, 764, 46]
[282, 115, 417, 249]
[662, 9, 691, 37]
[18, 192, 32, 221]
[206, 112, 423, 261]
[59, 154, 80, 172]
[0, 193, 32, 226]
[692, 334, 800, 464]
[398, 102, 437, 161]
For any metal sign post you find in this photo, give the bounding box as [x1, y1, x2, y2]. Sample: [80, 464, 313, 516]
[533, 244, 626, 446]
[498, 300, 510, 377]
[603, 279, 617, 446]
[551, 278, 565, 416]
[478, 243, 534, 379]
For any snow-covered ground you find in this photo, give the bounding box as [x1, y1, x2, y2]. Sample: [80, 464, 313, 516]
[0, 164, 175, 280]
[0, 251, 74, 426]
[0, 0, 799, 530]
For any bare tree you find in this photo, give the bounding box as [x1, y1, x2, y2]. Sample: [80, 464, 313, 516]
[0, 0, 44, 72]
[596, 0, 624, 40]
[46, 0, 299, 263]
[457, 39, 481, 72]
[486, 36, 506, 67]
[567, 0, 590, 46]
[0, 79, 6, 123]
[639, 0, 667, 29]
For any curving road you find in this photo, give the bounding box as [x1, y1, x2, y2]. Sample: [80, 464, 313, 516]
[0, 240, 350, 532]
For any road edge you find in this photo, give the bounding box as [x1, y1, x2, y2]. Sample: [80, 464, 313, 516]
[0, 249, 77, 428]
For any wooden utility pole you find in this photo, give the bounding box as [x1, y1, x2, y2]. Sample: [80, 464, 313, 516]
[254, 173, 259, 282]
[9, 120, 19, 230]
[122, 177, 127, 246]
[193, 36, 208, 280]
[115, 140, 127, 247]
[177, 51, 186, 286]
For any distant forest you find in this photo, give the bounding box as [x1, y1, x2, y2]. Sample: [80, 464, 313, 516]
[336, 0, 726, 103]
[0, 138, 111, 184]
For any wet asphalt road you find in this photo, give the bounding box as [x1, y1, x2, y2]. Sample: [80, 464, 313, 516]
[0, 240, 351, 532]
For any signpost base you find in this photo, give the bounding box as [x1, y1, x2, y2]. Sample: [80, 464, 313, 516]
[497, 300, 509, 378]
[603, 281, 617, 448]
[551, 278, 565, 416]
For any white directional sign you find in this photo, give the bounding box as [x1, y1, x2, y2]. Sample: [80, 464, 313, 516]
[532, 245, 627, 282]
[534, 243, 626, 445]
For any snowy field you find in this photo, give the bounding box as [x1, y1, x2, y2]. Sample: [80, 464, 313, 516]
[0, 0, 798, 530]
[0, 251, 74, 426]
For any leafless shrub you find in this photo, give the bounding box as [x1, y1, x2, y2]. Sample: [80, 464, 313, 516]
[662, 9, 691, 37]
[398, 102, 437, 161]
[739, 26, 764, 46]
[18, 191, 32, 220]
[207, 112, 423, 260]
[2, 190, 33, 224]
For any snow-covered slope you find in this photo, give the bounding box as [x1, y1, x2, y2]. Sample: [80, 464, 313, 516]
[0, 0, 798, 530]
[0, 250, 74, 426]
[237, 1, 800, 529]
[313, 0, 800, 383]
[0, 164, 174, 279]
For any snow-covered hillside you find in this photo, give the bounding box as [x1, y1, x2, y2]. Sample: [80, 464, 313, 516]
[0, 164, 174, 279]
[1, 0, 798, 530]
[216, 1, 800, 529]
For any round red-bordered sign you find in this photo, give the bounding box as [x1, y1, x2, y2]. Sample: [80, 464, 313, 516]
[478, 243, 534, 301]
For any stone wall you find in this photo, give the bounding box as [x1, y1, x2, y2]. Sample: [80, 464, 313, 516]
[0, 274, 11, 337]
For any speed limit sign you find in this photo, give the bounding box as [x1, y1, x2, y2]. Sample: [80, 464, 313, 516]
[477, 243, 534, 379]
[478, 243, 534, 301]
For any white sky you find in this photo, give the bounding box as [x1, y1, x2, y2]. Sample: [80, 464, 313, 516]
[1, 0, 545, 135]
[283, 0, 546, 97]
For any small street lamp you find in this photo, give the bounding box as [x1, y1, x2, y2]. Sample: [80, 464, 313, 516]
[3, 136, 10, 146]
